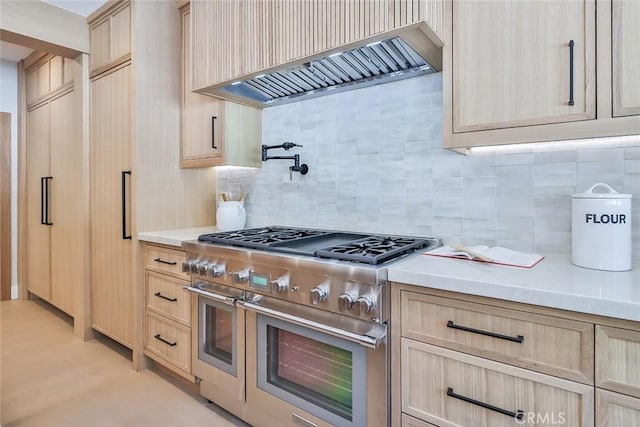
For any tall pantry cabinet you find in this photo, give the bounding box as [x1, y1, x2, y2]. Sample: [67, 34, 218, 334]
[23, 53, 88, 337]
[88, 0, 216, 360]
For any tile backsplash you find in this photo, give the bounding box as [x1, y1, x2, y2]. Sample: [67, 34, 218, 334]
[216, 73, 640, 260]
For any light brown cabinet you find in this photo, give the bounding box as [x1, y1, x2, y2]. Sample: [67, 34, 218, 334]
[390, 285, 640, 427]
[444, 0, 640, 150]
[25, 55, 73, 107]
[451, 0, 595, 133]
[190, 0, 445, 94]
[89, 1, 131, 76]
[143, 244, 193, 381]
[597, 389, 640, 426]
[612, 0, 640, 117]
[180, 6, 261, 168]
[90, 63, 134, 348]
[25, 65, 83, 317]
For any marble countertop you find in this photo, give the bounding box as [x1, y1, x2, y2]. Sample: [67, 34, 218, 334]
[138, 226, 218, 248]
[388, 254, 640, 322]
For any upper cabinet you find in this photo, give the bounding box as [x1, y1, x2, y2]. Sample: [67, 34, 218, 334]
[25, 54, 74, 107]
[180, 5, 261, 168]
[190, 0, 446, 104]
[452, 0, 595, 133]
[444, 0, 640, 150]
[612, 0, 640, 117]
[89, 1, 131, 76]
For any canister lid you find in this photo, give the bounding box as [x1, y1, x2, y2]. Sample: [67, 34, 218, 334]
[572, 183, 632, 199]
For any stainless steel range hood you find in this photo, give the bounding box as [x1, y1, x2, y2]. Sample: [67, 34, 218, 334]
[197, 22, 444, 108]
[218, 36, 437, 107]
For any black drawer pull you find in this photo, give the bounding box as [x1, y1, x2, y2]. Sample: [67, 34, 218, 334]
[154, 258, 177, 266]
[447, 320, 524, 343]
[568, 39, 575, 106]
[154, 334, 177, 347]
[447, 387, 524, 420]
[154, 292, 177, 302]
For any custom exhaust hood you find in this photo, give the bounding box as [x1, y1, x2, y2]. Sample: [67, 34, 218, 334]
[200, 23, 443, 108]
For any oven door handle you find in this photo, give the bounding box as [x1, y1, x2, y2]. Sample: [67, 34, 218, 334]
[241, 300, 385, 349]
[183, 285, 236, 306]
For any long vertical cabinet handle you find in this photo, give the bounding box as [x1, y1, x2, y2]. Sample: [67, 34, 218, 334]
[211, 116, 218, 149]
[568, 40, 575, 106]
[121, 171, 132, 240]
[40, 177, 46, 225]
[44, 177, 53, 225]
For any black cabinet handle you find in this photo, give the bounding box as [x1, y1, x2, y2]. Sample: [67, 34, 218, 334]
[154, 292, 177, 302]
[121, 171, 131, 240]
[446, 320, 524, 343]
[40, 177, 45, 225]
[154, 258, 177, 266]
[154, 334, 177, 347]
[568, 40, 575, 106]
[44, 177, 53, 225]
[447, 388, 524, 420]
[211, 116, 218, 149]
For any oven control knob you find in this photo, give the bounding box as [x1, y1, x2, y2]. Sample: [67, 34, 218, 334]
[182, 261, 193, 273]
[310, 287, 328, 305]
[228, 268, 250, 283]
[338, 294, 355, 311]
[355, 296, 375, 314]
[197, 263, 208, 276]
[207, 264, 225, 278]
[190, 262, 201, 274]
[270, 277, 289, 293]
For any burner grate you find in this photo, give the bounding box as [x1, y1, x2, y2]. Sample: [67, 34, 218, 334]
[316, 236, 434, 265]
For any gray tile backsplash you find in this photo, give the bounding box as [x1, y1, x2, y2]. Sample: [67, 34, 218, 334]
[216, 73, 640, 260]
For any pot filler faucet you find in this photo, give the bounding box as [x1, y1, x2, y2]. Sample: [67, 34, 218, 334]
[261, 142, 309, 180]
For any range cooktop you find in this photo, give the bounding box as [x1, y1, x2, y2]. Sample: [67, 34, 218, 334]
[198, 226, 440, 265]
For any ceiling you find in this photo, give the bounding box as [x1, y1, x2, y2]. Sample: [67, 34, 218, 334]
[0, 0, 107, 63]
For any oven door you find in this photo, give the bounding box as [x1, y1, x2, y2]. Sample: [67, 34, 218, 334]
[242, 296, 388, 427]
[185, 283, 247, 417]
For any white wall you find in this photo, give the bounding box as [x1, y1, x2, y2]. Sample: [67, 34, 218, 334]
[217, 73, 640, 260]
[0, 59, 18, 298]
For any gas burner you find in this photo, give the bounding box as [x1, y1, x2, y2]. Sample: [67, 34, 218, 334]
[316, 235, 433, 265]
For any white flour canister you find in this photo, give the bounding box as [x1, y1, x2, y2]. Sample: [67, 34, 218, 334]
[572, 183, 632, 271]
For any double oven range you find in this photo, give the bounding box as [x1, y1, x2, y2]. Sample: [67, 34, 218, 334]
[182, 226, 439, 427]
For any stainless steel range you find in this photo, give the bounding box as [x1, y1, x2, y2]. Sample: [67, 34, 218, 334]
[182, 226, 440, 427]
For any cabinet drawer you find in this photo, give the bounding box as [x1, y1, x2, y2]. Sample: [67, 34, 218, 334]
[597, 389, 640, 426]
[401, 292, 594, 383]
[402, 339, 594, 427]
[145, 271, 191, 326]
[145, 312, 191, 373]
[596, 325, 640, 398]
[144, 245, 188, 280]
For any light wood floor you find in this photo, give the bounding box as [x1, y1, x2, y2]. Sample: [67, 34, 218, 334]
[1, 299, 249, 426]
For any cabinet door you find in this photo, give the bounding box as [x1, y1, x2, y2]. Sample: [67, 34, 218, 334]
[90, 64, 134, 348]
[181, 7, 224, 167]
[452, 0, 595, 132]
[25, 104, 51, 300]
[597, 389, 640, 426]
[612, 0, 640, 117]
[49, 91, 81, 316]
[596, 325, 640, 398]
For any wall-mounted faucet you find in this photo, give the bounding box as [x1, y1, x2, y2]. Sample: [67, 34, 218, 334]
[261, 142, 309, 179]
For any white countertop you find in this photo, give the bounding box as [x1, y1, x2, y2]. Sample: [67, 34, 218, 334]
[388, 254, 640, 322]
[138, 226, 218, 248]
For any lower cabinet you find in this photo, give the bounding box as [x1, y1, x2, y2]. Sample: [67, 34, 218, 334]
[392, 285, 640, 427]
[143, 243, 194, 381]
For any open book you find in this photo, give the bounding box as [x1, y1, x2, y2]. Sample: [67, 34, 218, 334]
[424, 245, 544, 268]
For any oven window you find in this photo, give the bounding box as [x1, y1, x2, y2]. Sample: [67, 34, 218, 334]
[204, 304, 233, 364]
[266, 326, 353, 421]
